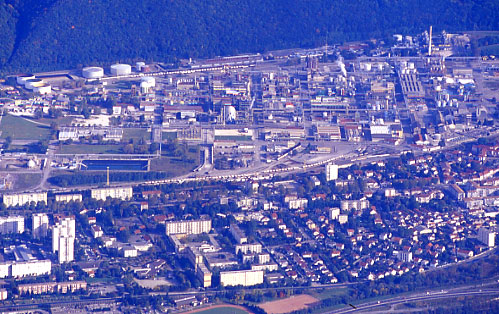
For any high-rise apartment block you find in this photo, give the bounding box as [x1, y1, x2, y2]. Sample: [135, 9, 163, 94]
[165, 219, 212, 235]
[326, 164, 338, 181]
[0, 216, 24, 234]
[32, 213, 49, 238]
[52, 217, 76, 263]
[478, 228, 495, 247]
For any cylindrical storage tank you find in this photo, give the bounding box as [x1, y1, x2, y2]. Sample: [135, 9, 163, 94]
[82, 66, 104, 79]
[17, 74, 35, 85]
[224, 105, 237, 122]
[141, 76, 155, 87]
[408, 62, 415, 69]
[34, 83, 51, 94]
[110, 64, 132, 76]
[25, 78, 44, 90]
[140, 81, 151, 94]
[136, 62, 146, 72]
[435, 85, 441, 92]
[364, 63, 372, 71]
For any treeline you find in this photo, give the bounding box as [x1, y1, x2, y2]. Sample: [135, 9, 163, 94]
[0, 0, 498, 72]
[48, 171, 170, 187]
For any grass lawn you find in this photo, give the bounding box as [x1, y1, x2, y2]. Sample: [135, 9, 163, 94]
[0, 114, 53, 140]
[123, 128, 150, 141]
[26, 115, 74, 126]
[13, 173, 42, 190]
[162, 131, 177, 140]
[56, 144, 123, 154]
[311, 287, 348, 300]
[149, 155, 198, 176]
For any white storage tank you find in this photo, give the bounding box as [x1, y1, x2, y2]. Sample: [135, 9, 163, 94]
[110, 64, 132, 76]
[408, 62, 415, 69]
[364, 63, 372, 71]
[82, 66, 104, 79]
[136, 62, 146, 72]
[17, 74, 35, 85]
[141, 76, 156, 87]
[224, 105, 237, 122]
[34, 83, 51, 95]
[25, 78, 44, 90]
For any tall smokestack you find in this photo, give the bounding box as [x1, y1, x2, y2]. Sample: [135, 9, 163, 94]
[428, 26, 433, 56]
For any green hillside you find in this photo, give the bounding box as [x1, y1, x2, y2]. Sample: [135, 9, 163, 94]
[0, 0, 498, 73]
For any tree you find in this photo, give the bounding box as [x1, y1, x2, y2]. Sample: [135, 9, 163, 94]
[123, 143, 134, 154]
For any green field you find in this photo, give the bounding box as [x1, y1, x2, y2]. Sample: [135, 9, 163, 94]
[187, 306, 250, 314]
[0, 114, 52, 140]
[149, 155, 198, 176]
[162, 131, 177, 140]
[311, 287, 348, 300]
[123, 128, 150, 141]
[57, 144, 123, 154]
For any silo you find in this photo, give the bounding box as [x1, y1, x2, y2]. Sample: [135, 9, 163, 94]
[17, 74, 35, 85]
[141, 76, 156, 87]
[82, 67, 104, 79]
[110, 64, 132, 76]
[25, 79, 44, 90]
[136, 62, 146, 72]
[224, 105, 237, 122]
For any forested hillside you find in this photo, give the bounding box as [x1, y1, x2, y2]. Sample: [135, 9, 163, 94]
[0, 0, 498, 73]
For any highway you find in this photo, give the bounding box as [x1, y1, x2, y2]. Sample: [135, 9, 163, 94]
[328, 287, 499, 313]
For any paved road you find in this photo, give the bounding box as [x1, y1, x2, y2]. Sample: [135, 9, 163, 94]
[328, 287, 499, 313]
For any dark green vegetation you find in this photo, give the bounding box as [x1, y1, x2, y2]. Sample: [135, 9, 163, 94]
[47, 171, 170, 187]
[0, 0, 498, 72]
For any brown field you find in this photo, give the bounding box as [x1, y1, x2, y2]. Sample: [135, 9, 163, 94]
[258, 294, 319, 314]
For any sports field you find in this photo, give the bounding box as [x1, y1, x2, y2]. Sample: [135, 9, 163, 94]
[258, 294, 319, 314]
[180, 304, 252, 314]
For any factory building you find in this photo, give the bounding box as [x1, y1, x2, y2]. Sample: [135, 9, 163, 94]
[0, 216, 24, 234]
[165, 219, 212, 236]
[0, 246, 51, 278]
[32, 213, 49, 238]
[220, 269, 264, 287]
[91, 186, 133, 201]
[3, 192, 47, 207]
[58, 126, 123, 141]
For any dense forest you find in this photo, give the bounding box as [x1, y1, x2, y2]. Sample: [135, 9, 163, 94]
[0, 0, 498, 73]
